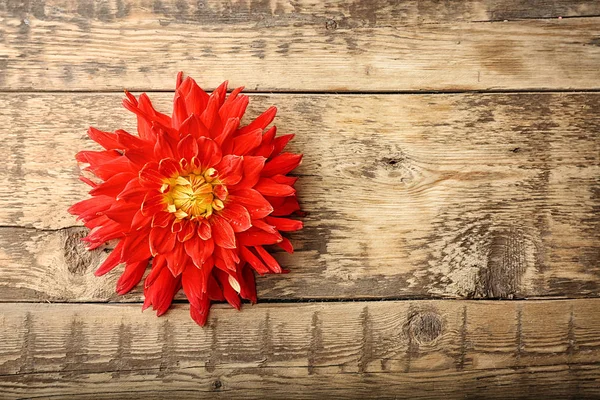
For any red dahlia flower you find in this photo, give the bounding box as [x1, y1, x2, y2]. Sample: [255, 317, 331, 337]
[69, 73, 303, 326]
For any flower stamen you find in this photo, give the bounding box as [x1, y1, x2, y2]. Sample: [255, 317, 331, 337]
[163, 170, 227, 220]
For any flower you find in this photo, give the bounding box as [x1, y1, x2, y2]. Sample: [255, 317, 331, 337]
[69, 73, 303, 326]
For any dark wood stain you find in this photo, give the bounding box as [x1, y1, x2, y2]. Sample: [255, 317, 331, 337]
[109, 322, 133, 378]
[62, 317, 88, 378]
[17, 312, 35, 375]
[456, 305, 469, 371]
[358, 306, 373, 373]
[307, 311, 323, 375]
[157, 319, 176, 379]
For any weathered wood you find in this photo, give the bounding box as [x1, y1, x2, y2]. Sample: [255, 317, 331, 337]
[0, 92, 598, 301]
[0, 299, 598, 399]
[0, 0, 599, 91]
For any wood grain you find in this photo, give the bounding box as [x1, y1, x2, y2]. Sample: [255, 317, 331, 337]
[1, 0, 599, 91]
[0, 92, 598, 301]
[0, 299, 598, 399]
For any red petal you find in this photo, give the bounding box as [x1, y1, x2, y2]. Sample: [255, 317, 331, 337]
[271, 134, 295, 157]
[139, 162, 164, 188]
[232, 156, 265, 190]
[121, 231, 152, 263]
[88, 127, 121, 150]
[158, 158, 180, 178]
[238, 227, 282, 246]
[182, 263, 205, 310]
[215, 269, 241, 310]
[172, 93, 188, 130]
[90, 172, 135, 198]
[254, 245, 282, 273]
[197, 137, 222, 169]
[95, 240, 124, 276]
[116, 179, 146, 202]
[240, 246, 269, 274]
[149, 226, 177, 255]
[141, 191, 166, 216]
[190, 300, 211, 326]
[215, 246, 240, 271]
[228, 189, 273, 219]
[131, 208, 152, 231]
[214, 117, 240, 147]
[254, 126, 277, 158]
[240, 266, 257, 303]
[182, 77, 209, 116]
[238, 106, 277, 135]
[116, 259, 149, 295]
[277, 236, 294, 253]
[200, 91, 221, 132]
[177, 219, 196, 242]
[262, 152, 303, 177]
[184, 236, 206, 268]
[218, 203, 251, 233]
[145, 254, 167, 288]
[216, 155, 243, 185]
[103, 202, 140, 225]
[68, 195, 113, 222]
[179, 113, 210, 139]
[154, 130, 177, 159]
[265, 216, 303, 232]
[251, 219, 278, 234]
[165, 244, 189, 276]
[197, 219, 212, 240]
[231, 128, 262, 156]
[254, 177, 295, 197]
[177, 134, 199, 161]
[210, 215, 236, 249]
[143, 266, 181, 316]
[271, 174, 298, 186]
[271, 196, 301, 216]
[116, 129, 150, 151]
[152, 211, 172, 228]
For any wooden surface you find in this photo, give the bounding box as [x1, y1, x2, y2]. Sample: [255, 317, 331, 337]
[0, 0, 599, 398]
[1, 300, 600, 399]
[1, 0, 600, 91]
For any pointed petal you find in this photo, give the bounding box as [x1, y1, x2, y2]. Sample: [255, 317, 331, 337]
[215, 155, 243, 185]
[237, 106, 277, 135]
[231, 128, 262, 156]
[197, 137, 222, 169]
[116, 259, 149, 295]
[254, 245, 282, 273]
[228, 189, 273, 219]
[254, 177, 295, 197]
[262, 152, 303, 177]
[149, 226, 177, 256]
[177, 134, 199, 161]
[240, 246, 269, 275]
[218, 203, 251, 233]
[265, 216, 303, 231]
[95, 240, 124, 276]
[121, 231, 152, 263]
[210, 214, 236, 249]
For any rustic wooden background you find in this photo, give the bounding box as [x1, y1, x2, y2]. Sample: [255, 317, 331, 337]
[1, 0, 599, 398]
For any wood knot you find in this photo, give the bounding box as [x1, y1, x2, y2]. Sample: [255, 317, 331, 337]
[62, 228, 94, 275]
[210, 379, 223, 391]
[325, 19, 337, 31]
[405, 311, 443, 345]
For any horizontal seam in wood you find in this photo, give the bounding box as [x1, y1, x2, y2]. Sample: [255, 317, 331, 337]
[1, 89, 600, 95]
[2, 361, 599, 380]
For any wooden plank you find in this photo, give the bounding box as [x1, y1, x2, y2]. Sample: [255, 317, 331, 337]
[0, 92, 598, 301]
[0, 299, 598, 399]
[0, 1, 599, 91]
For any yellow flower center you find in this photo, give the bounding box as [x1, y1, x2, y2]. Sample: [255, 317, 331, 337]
[162, 168, 226, 220]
